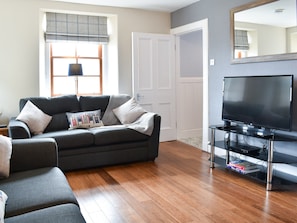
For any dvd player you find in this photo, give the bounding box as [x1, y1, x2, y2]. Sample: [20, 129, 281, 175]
[228, 143, 261, 155]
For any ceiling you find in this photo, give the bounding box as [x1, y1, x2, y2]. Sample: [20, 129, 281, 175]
[51, 0, 200, 12]
[236, 0, 296, 28]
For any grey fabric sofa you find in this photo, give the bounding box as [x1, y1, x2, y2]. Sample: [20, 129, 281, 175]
[1, 138, 86, 223]
[8, 95, 161, 171]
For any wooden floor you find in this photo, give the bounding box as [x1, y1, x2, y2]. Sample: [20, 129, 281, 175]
[66, 141, 297, 223]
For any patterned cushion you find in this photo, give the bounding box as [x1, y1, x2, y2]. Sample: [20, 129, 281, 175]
[66, 110, 103, 129]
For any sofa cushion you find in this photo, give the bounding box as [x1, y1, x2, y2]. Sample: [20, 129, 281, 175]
[19, 95, 80, 132]
[79, 95, 110, 115]
[0, 167, 78, 218]
[113, 97, 146, 124]
[0, 136, 12, 178]
[66, 110, 102, 129]
[20, 95, 80, 115]
[0, 190, 8, 223]
[33, 129, 94, 150]
[101, 95, 131, 126]
[16, 101, 52, 135]
[5, 204, 86, 223]
[45, 113, 69, 132]
[89, 125, 148, 146]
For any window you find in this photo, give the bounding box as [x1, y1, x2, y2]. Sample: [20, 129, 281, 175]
[50, 42, 102, 96]
[44, 12, 109, 96]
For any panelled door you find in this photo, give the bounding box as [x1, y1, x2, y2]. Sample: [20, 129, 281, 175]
[132, 32, 176, 142]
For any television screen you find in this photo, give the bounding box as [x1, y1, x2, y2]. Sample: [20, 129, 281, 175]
[222, 75, 293, 131]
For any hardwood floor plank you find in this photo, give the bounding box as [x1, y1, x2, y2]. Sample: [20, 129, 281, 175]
[66, 141, 297, 223]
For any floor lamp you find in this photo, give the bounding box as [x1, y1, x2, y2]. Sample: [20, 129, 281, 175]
[68, 64, 83, 95]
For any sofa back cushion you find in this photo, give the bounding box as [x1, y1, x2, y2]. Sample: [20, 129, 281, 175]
[19, 95, 80, 132]
[79, 95, 110, 117]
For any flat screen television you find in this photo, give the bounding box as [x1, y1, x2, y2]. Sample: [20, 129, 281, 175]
[222, 75, 293, 131]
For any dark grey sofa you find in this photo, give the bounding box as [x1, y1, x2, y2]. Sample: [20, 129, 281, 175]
[1, 138, 86, 223]
[8, 95, 161, 171]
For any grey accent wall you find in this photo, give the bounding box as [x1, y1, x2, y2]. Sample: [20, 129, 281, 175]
[171, 0, 297, 131]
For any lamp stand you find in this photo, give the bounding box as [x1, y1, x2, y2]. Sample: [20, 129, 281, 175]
[74, 76, 79, 95]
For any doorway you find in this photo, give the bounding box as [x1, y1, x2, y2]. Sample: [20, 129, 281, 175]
[171, 19, 209, 152]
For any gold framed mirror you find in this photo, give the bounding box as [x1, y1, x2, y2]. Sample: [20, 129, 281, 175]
[231, 0, 297, 63]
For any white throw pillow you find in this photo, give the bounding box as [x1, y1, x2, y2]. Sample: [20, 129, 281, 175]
[0, 190, 8, 223]
[0, 135, 12, 178]
[66, 110, 103, 129]
[113, 97, 146, 124]
[16, 100, 52, 135]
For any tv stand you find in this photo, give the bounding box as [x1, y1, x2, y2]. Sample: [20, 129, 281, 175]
[209, 125, 297, 191]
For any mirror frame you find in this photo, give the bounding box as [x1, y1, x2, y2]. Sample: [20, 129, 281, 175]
[231, 0, 297, 64]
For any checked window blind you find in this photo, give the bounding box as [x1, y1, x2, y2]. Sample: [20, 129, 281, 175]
[234, 30, 249, 50]
[45, 12, 109, 43]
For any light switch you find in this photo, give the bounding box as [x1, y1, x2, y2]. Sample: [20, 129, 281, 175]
[210, 59, 215, 66]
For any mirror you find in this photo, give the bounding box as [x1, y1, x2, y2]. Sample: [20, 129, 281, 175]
[231, 0, 297, 63]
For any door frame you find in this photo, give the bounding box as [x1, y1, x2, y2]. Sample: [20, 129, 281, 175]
[171, 19, 209, 152]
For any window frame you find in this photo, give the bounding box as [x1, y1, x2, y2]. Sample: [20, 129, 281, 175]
[49, 43, 103, 96]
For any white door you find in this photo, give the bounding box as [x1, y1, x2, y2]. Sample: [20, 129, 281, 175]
[132, 32, 176, 142]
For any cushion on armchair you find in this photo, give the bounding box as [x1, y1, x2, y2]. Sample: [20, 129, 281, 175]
[0, 190, 8, 223]
[0, 135, 12, 178]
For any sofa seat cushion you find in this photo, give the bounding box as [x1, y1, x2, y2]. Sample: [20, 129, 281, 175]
[0, 167, 78, 218]
[89, 125, 148, 146]
[33, 130, 94, 150]
[5, 204, 86, 223]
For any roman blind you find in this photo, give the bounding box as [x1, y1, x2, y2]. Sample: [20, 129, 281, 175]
[45, 12, 109, 43]
[235, 30, 249, 50]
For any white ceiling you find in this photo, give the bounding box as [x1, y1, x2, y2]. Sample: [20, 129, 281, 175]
[51, 0, 200, 12]
[236, 0, 296, 28]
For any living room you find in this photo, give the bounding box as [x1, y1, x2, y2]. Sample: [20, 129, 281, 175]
[1, 0, 297, 222]
[2, 0, 297, 133]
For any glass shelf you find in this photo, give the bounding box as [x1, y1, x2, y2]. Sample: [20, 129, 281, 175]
[215, 141, 297, 164]
[209, 125, 297, 191]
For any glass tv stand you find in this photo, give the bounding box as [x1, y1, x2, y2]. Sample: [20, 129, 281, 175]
[209, 125, 297, 191]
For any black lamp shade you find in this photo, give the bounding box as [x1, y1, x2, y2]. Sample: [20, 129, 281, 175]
[68, 64, 83, 76]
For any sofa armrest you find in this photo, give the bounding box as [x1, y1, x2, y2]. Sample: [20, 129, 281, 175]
[10, 138, 58, 173]
[8, 118, 31, 139]
[147, 114, 161, 160]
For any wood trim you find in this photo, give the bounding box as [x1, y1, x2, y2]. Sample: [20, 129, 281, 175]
[0, 127, 8, 136]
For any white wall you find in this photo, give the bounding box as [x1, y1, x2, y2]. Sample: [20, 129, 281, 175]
[235, 21, 286, 56]
[0, 0, 170, 124]
[179, 30, 203, 77]
[257, 25, 286, 55]
[287, 26, 297, 53]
